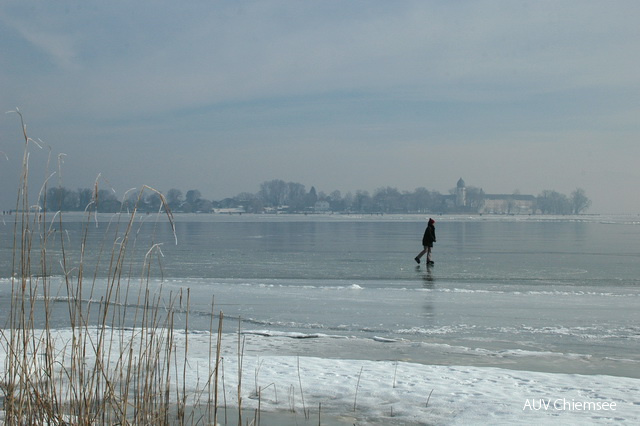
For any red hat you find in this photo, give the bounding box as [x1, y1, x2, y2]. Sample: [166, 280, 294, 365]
[428, 218, 435, 223]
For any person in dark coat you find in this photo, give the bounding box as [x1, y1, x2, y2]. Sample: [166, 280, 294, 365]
[415, 218, 436, 265]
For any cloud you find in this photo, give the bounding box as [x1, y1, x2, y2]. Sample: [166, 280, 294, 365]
[4, 1, 640, 117]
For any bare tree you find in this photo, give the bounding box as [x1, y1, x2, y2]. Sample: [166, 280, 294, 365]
[258, 179, 288, 207]
[185, 189, 202, 205]
[166, 188, 183, 209]
[571, 188, 592, 214]
[466, 186, 485, 211]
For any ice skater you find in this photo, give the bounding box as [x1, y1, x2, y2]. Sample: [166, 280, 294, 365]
[415, 218, 436, 266]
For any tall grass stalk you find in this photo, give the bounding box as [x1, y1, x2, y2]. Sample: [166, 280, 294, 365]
[297, 356, 309, 420]
[236, 317, 245, 425]
[0, 113, 226, 425]
[353, 366, 364, 412]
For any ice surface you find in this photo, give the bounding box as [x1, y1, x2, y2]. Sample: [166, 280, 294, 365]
[3, 214, 640, 424]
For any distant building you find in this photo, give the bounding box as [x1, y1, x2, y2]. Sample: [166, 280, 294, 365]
[454, 178, 537, 214]
[481, 194, 536, 214]
[455, 178, 467, 208]
[314, 201, 330, 212]
[214, 207, 245, 214]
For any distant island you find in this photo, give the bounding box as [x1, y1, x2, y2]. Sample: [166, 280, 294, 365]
[35, 178, 591, 216]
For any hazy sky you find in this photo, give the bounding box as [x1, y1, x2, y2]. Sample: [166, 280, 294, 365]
[1, 1, 639, 213]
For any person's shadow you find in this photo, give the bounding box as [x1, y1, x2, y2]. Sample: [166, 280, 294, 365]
[417, 264, 435, 288]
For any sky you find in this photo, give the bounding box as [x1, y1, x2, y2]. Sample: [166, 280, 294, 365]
[1, 0, 639, 214]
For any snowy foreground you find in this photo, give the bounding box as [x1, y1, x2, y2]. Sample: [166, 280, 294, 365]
[2, 329, 639, 425]
[215, 336, 640, 425]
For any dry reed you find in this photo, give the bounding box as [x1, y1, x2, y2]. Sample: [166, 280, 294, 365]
[0, 111, 225, 425]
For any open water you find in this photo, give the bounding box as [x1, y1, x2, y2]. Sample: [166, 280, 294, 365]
[1, 213, 639, 379]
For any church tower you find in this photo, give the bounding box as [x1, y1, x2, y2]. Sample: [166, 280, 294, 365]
[456, 178, 466, 207]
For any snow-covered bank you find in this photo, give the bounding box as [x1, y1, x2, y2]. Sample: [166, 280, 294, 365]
[3, 328, 637, 425]
[224, 355, 640, 425]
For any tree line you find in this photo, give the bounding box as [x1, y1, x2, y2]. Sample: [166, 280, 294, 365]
[41, 179, 592, 215]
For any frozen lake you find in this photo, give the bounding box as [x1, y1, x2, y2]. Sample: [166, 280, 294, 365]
[2, 213, 640, 424]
